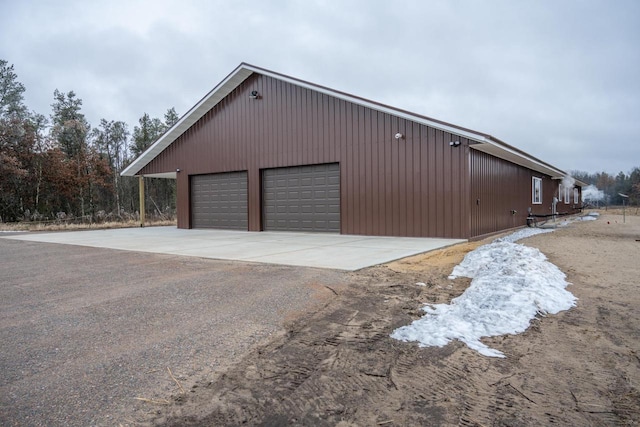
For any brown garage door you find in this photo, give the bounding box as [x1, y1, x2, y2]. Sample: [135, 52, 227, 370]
[263, 163, 340, 232]
[191, 171, 248, 230]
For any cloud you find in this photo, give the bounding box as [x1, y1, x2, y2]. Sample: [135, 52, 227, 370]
[1, 0, 638, 174]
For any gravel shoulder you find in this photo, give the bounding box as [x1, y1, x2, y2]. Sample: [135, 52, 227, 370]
[152, 214, 640, 426]
[0, 240, 344, 426]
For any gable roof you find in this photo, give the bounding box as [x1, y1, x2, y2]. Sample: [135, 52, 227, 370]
[121, 63, 574, 181]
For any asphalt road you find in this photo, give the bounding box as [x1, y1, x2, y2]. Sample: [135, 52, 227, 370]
[0, 238, 344, 426]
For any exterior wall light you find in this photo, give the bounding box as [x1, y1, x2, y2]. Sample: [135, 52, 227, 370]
[176, 168, 181, 173]
[449, 141, 461, 147]
[249, 90, 260, 99]
[394, 132, 403, 140]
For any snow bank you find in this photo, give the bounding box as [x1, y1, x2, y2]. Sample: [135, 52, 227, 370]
[493, 227, 554, 243]
[391, 229, 576, 358]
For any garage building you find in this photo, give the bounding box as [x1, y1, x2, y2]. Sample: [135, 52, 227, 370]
[122, 63, 582, 239]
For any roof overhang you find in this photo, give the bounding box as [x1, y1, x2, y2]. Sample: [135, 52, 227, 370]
[470, 140, 565, 179]
[122, 62, 577, 183]
[139, 171, 177, 179]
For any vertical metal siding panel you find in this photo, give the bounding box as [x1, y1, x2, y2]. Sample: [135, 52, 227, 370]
[443, 132, 452, 237]
[274, 80, 283, 165]
[427, 127, 436, 236]
[266, 77, 274, 164]
[434, 130, 443, 237]
[303, 86, 310, 163]
[326, 94, 333, 161]
[399, 119, 409, 236]
[287, 83, 294, 165]
[337, 100, 345, 233]
[358, 105, 366, 235]
[403, 118, 411, 236]
[307, 90, 314, 163]
[462, 139, 471, 238]
[323, 94, 330, 162]
[412, 122, 422, 236]
[357, 105, 364, 235]
[348, 104, 356, 234]
[339, 100, 349, 234]
[363, 107, 372, 234]
[178, 172, 189, 228]
[296, 86, 304, 166]
[286, 83, 294, 166]
[419, 124, 429, 237]
[315, 92, 322, 160]
[346, 100, 354, 234]
[459, 138, 467, 237]
[313, 91, 320, 164]
[383, 113, 392, 234]
[351, 104, 360, 234]
[448, 133, 457, 237]
[453, 138, 462, 237]
[351, 103, 359, 234]
[221, 96, 228, 168]
[376, 111, 386, 235]
[390, 115, 399, 235]
[349, 103, 357, 234]
[404, 119, 414, 236]
[305, 87, 313, 165]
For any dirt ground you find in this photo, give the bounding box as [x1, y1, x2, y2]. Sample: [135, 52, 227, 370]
[147, 213, 640, 426]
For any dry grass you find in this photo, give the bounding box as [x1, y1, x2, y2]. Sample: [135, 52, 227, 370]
[590, 206, 640, 216]
[0, 219, 176, 232]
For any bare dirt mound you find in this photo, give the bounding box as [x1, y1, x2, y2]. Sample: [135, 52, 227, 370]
[148, 214, 640, 426]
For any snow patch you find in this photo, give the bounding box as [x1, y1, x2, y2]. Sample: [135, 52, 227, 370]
[391, 228, 576, 358]
[493, 227, 554, 244]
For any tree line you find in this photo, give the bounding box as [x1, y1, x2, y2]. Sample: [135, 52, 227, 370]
[0, 59, 176, 223]
[571, 169, 640, 207]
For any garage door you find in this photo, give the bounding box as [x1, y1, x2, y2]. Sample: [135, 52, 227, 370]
[263, 163, 340, 232]
[191, 171, 248, 230]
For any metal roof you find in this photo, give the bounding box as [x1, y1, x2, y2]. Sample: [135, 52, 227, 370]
[121, 63, 577, 183]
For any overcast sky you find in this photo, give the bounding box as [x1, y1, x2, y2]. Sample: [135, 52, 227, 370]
[1, 0, 638, 175]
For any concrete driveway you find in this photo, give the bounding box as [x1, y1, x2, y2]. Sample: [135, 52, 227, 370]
[2, 227, 465, 270]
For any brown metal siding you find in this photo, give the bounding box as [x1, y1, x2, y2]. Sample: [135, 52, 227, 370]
[141, 73, 470, 238]
[470, 149, 557, 238]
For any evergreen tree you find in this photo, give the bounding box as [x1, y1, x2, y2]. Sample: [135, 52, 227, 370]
[92, 119, 129, 215]
[50, 89, 89, 158]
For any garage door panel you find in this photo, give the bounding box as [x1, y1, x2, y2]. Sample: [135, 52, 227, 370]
[191, 171, 248, 230]
[263, 163, 340, 232]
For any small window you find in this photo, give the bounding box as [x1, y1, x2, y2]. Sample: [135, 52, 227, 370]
[573, 188, 579, 204]
[532, 177, 542, 204]
[558, 184, 563, 202]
